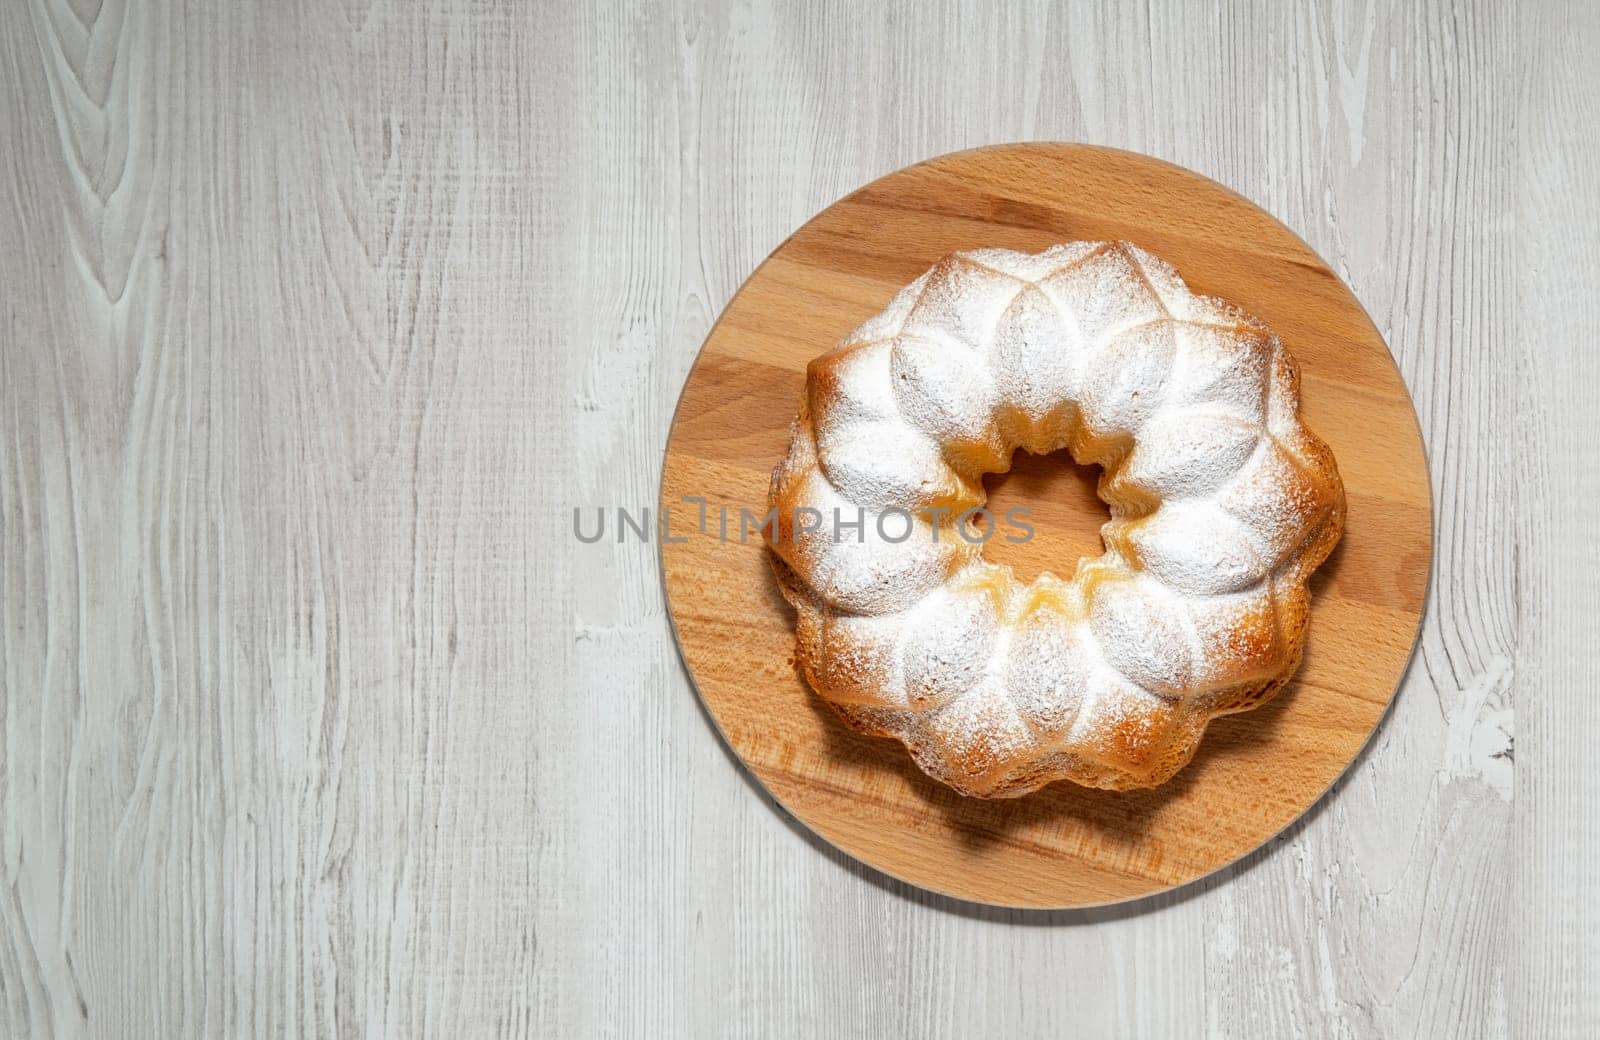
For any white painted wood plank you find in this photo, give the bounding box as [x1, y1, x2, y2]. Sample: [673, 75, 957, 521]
[1513, 2, 1600, 1033]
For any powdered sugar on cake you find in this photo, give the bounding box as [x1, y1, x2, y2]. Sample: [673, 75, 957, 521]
[769, 242, 1345, 796]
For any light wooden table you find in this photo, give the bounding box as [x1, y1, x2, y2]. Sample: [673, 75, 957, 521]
[1, 1, 1594, 1036]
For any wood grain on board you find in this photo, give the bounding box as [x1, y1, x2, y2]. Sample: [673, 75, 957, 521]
[661, 144, 1431, 908]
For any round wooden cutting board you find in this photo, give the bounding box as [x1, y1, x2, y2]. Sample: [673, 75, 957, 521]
[660, 144, 1431, 909]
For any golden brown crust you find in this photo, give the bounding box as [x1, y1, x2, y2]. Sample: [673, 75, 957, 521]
[768, 243, 1346, 797]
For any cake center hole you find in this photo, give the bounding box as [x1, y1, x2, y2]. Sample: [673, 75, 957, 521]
[974, 448, 1108, 583]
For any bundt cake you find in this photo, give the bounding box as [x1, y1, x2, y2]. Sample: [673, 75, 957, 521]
[768, 242, 1344, 797]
